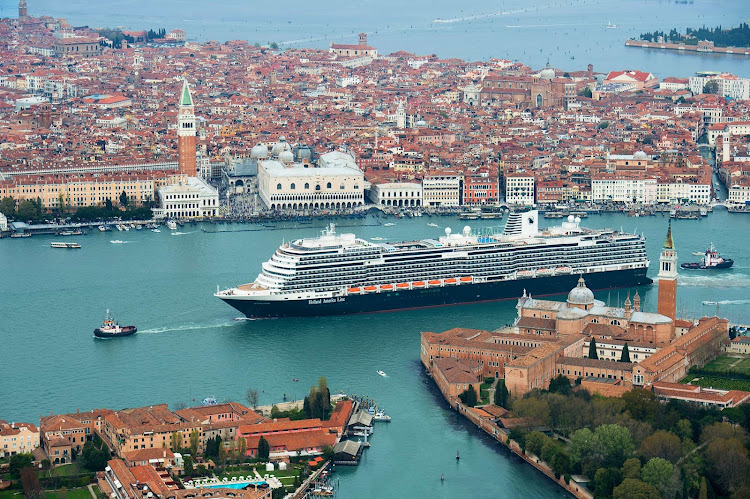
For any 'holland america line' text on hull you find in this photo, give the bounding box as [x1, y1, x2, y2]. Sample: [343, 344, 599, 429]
[215, 212, 652, 318]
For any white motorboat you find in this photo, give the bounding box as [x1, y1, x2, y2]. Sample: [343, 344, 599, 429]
[152, 229, 161, 233]
[98, 225, 107, 232]
[373, 410, 391, 422]
[110, 240, 125, 244]
[383, 223, 395, 227]
[428, 223, 439, 227]
[377, 370, 386, 377]
[167, 220, 178, 230]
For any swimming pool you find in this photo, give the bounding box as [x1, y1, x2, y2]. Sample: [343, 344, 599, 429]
[201, 481, 267, 489]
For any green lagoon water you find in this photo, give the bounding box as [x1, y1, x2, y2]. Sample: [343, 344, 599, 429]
[2, 209, 750, 497]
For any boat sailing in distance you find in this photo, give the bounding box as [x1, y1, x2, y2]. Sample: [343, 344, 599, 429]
[215, 212, 652, 318]
[93, 309, 137, 338]
[51, 242, 81, 249]
[680, 243, 733, 270]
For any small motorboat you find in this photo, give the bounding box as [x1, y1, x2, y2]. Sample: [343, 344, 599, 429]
[373, 410, 391, 422]
[152, 229, 161, 233]
[167, 220, 178, 230]
[384, 223, 395, 227]
[110, 240, 124, 244]
[456, 451, 460, 461]
[681, 243, 733, 270]
[428, 223, 439, 227]
[377, 370, 386, 377]
[94, 309, 136, 338]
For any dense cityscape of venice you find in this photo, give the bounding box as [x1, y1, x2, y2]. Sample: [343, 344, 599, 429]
[2, 1, 750, 498]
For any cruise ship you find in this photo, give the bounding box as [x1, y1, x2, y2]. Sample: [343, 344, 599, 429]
[215, 211, 652, 318]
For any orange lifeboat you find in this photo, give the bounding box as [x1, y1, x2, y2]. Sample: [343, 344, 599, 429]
[413, 281, 426, 287]
[364, 285, 377, 292]
[459, 276, 473, 282]
[537, 268, 553, 276]
[348, 287, 361, 293]
[396, 283, 409, 289]
[445, 278, 457, 284]
[428, 279, 442, 285]
[380, 284, 394, 291]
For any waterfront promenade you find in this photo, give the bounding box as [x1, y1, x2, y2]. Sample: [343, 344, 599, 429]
[625, 39, 750, 56]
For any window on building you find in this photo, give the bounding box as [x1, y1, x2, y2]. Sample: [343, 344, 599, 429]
[290, 183, 296, 190]
[276, 183, 282, 190]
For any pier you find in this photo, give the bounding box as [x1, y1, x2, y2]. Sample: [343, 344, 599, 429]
[625, 39, 750, 56]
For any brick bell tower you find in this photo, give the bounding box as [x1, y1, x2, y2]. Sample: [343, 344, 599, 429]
[657, 221, 677, 321]
[19, 0, 28, 19]
[177, 79, 197, 177]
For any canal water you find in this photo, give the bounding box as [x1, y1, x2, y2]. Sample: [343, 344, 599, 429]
[1, 211, 749, 497]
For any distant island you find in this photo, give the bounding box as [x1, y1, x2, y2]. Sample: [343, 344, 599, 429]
[638, 23, 750, 48]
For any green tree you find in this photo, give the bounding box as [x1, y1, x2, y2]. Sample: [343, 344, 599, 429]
[620, 343, 631, 363]
[548, 375, 571, 395]
[595, 424, 635, 468]
[17, 199, 38, 221]
[196, 464, 207, 477]
[9, 453, 34, 476]
[512, 397, 550, 424]
[622, 388, 659, 424]
[459, 385, 478, 407]
[0, 196, 15, 217]
[639, 430, 682, 463]
[494, 380, 509, 408]
[119, 190, 128, 207]
[588, 337, 598, 359]
[189, 429, 200, 455]
[570, 428, 597, 463]
[258, 436, 270, 460]
[105, 198, 113, 210]
[597, 121, 610, 129]
[704, 437, 750, 494]
[703, 80, 719, 94]
[524, 431, 547, 457]
[641, 457, 674, 495]
[621, 458, 641, 479]
[578, 87, 593, 98]
[697, 477, 707, 499]
[183, 454, 194, 476]
[238, 436, 246, 460]
[612, 478, 660, 499]
[594, 467, 622, 498]
[170, 432, 183, 450]
[80, 438, 109, 471]
[269, 42, 279, 49]
[552, 450, 572, 477]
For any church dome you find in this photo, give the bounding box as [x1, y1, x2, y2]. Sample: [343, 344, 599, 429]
[567, 276, 595, 306]
[250, 143, 269, 159]
[633, 150, 647, 160]
[540, 63, 555, 80]
[279, 150, 294, 164]
[271, 136, 291, 157]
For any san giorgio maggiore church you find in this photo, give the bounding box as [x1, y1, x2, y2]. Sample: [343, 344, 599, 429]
[153, 80, 219, 220]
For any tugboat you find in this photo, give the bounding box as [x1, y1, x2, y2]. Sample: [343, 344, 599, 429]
[93, 309, 137, 338]
[681, 243, 733, 270]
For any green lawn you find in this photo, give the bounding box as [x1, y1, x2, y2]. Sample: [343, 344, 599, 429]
[49, 463, 83, 477]
[682, 375, 750, 392]
[45, 488, 92, 499]
[701, 355, 750, 375]
[0, 490, 23, 499]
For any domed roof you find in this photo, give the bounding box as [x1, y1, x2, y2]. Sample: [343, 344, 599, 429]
[250, 143, 269, 159]
[633, 150, 647, 160]
[271, 136, 291, 157]
[567, 276, 595, 305]
[279, 150, 294, 164]
[540, 62, 555, 80]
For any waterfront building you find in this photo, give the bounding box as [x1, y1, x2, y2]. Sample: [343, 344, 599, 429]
[432, 357, 483, 403]
[689, 73, 750, 100]
[505, 172, 535, 205]
[0, 420, 39, 458]
[421, 173, 461, 207]
[257, 150, 364, 211]
[727, 336, 750, 355]
[155, 176, 219, 219]
[463, 172, 499, 205]
[0, 212, 7, 231]
[591, 175, 657, 204]
[368, 182, 422, 207]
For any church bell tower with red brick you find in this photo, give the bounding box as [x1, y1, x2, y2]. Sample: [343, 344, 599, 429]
[657, 222, 677, 321]
[177, 79, 197, 177]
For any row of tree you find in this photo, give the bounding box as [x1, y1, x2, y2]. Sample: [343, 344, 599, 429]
[0, 194, 150, 223]
[507, 381, 750, 498]
[639, 23, 750, 48]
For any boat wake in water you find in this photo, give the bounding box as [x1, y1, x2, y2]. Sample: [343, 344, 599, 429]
[671, 273, 750, 288]
[138, 321, 238, 334]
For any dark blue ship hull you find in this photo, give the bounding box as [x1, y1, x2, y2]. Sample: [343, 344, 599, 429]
[219, 268, 652, 318]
